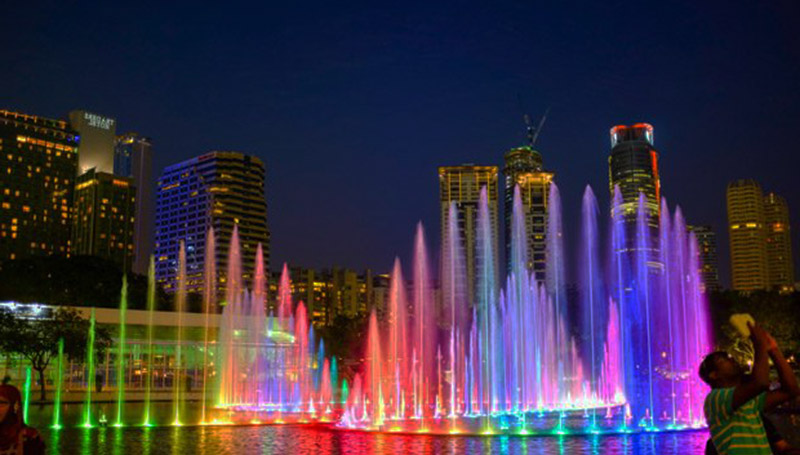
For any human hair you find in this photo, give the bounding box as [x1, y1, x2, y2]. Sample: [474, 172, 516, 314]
[699, 351, 730, 387]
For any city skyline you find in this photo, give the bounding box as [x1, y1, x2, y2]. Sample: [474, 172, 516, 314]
[0, 104, 793, 291]
[2, 2, 799, 286]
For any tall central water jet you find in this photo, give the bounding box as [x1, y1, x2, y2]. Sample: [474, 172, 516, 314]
[476, 186, 496, 423]
[580, 186, 606, 427]
[412, 223, 434, 423]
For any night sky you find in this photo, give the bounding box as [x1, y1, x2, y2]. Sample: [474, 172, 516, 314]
[3, 1, 799, 285]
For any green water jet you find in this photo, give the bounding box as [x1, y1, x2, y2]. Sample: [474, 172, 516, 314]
[143, 257, 156, 427]
[172, 241, 186, 426]
[83, 308, 96, 428]
[115, 276, 128, 427]
[51, 338, 64, 429]
[22, 367, 31, 423]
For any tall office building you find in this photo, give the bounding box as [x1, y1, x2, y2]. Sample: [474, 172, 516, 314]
[688, 225, 721, 293]
[68, 110, 116, 174]
[72, 169, 136, 272]
[763, 192, 794, 292]
[0, 110, 79, 261]
[726, 179, 769, 291]
[439, 165, 499, 306]
[114, 133, 154, 275]
[608, 123, 660, 264]
[154, 152, 270, 307]
[503, 146, 554, 281]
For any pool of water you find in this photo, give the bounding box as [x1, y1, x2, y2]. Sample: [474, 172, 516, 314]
[37, 425, 712, 455]
[25, 402, 715, 454]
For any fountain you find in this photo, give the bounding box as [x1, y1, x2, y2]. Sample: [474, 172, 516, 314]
[45, 182, 708, 437]
[338, 183, 710, 434]
[210, 226, 334, 425]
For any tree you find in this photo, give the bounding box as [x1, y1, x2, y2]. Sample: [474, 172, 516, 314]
[709, 290, 800, 366]
[0, 255, 173, 311]
[0, 307, 112, 401]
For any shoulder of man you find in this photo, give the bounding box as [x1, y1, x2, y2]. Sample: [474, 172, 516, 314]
[704, 387, 735, 423]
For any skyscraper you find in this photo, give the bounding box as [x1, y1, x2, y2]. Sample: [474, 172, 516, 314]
[503, 146, 554, 281]
[114, 133, 154, 275]
[68, 110, 116, 174]
[608, 123, 660, 264]
[439, 164, 499, 306]
[763, 192, 794, 292]
[72, 169, 136, 272]
[726, 179, 769, 291]
[154, 152, 270, 306]
[688, 225, 721, 293]
[0, 110, 79, 261]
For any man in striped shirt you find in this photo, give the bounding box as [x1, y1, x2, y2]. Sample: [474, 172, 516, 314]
[700, 323, 800, 455]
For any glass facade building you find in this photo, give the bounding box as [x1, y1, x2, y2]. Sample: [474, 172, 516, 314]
[114, 133, 154, 275]
[154, 152, 270, 307]
[609, 123, 661, 266]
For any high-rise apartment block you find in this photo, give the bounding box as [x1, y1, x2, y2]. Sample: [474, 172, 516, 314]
[114, 133, 154, 275]
[503, 146, 553, 281]
[763, 192, 794, 292]
[72, 169, 136, 271]
[68, 110, 116, 174]
[0, 110, 79, 261]
[688, 225, 721, 293]
[439, 165, 499, 306]
[609, 123, 660, 265]
[268, 266, 379, 327]
[154, 152, 270, 305]
[726, 179, 769, 291]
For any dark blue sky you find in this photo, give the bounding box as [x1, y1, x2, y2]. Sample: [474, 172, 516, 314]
[3, 1, 799, 285]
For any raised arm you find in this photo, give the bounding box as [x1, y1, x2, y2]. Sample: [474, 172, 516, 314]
[732, 322, 771, 410]
[764, 336, 800, 412]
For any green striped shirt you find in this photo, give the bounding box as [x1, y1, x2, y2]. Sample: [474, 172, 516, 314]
[704, 387, 771, 455]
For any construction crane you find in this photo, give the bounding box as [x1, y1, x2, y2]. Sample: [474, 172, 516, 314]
[523, 108, 550, 148]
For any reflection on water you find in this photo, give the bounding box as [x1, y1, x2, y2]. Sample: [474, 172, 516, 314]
[27, 402, 710, 454]
[35, 424, 710, 455]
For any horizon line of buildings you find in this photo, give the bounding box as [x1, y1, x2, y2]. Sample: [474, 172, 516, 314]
[1, 107, 796, 324]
